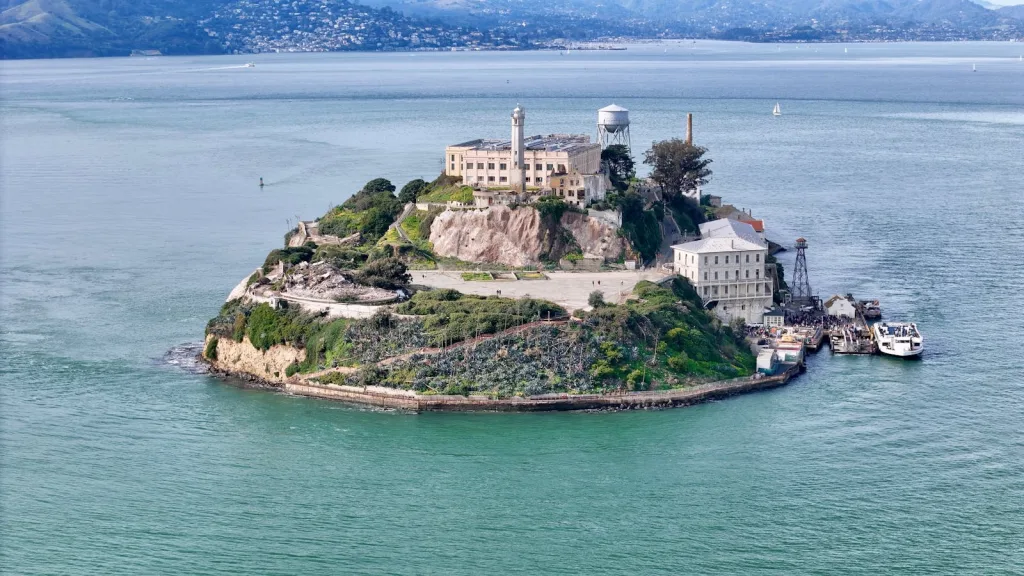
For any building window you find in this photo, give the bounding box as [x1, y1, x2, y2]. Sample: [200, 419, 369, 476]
[756, 284, 761, 293]
[546, 164, 553, 170]
[746, 254, 750, 263]
[756, 269, 760, 279]
[715, 256, 719, 264]
[745, 270, 750, 278]
[703, 287, 709, 295]
[713, 286, 718, 295]
[535, 163, 542, 170]
[725, 256, 729, 264]
[741, 305, 746, 310]
[499, 176, 507, 183]
[487, 163, 495, 169]
[704, 272, 708, 280]
[488, 176, 495, 182]
[450, 163, 455, 171]
[525, 177, 531, 182]
[500, 163, 507, 170]
[558, 191, 564, 197]
[536, 177, 543, 184]
[704, 256, 708, 264]
[735, 270, 739, 279]
[477, 163, 484, 169]
[450, 155, 455, 161]
[756, 254, 761, 262]
[725, 286, 729, 294]
[714, 272, 718, 280]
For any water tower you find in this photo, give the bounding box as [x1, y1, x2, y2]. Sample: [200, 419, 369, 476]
[597, 104, 631, 151]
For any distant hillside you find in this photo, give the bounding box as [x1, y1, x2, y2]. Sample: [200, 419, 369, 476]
[2, 0, 1023, 59]
[0, 0, 226, 58]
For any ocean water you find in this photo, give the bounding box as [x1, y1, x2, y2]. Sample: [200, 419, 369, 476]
[2, 41, 1024, 574]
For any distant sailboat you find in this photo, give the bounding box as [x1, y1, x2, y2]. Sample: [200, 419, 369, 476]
[773, 102, 782, 117]
[973, 63, 977, 72]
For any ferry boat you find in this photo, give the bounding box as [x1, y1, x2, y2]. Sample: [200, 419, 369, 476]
[872, 322, 923, 358]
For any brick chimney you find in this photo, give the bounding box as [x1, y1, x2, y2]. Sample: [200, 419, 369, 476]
[685, 113, 693, 145]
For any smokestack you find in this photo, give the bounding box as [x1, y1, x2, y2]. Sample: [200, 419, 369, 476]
[686, 113, 693, 145]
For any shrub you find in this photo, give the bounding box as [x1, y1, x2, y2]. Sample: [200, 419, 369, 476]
[355, 258, 411, 289]
[262, 246, 314, 272]
[285, 362, 299, 378]
[232, 313, 246, 342]
[588, 290, 605, 308]
[204, 337, 219, 360]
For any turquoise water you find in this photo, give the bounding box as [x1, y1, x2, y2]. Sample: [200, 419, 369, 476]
[2, 41, 1024, 574]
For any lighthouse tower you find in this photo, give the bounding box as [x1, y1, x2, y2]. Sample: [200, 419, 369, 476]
[511, 104, 526, 193]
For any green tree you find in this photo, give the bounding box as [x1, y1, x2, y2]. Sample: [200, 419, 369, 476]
[588, 290, 606, 309]
[643, 139, 712, 198]
[399, 179, 427, 204]
[362, 178, 396, 196]
[601, 144, 635, 192]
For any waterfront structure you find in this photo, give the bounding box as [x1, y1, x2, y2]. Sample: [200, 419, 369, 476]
[597, 104, 631, 152]
[672, 235, 773, 324]
[824, 294, 856, 318]
[763, 307, 786, 328]
[444, 106, 604, 200]
[757, 349, 781, 375]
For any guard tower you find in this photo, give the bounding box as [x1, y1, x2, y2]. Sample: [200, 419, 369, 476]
[791, 237, 813, 302]
[597, 104, 631, 152]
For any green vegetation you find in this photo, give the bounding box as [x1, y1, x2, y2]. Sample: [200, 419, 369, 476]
[399, 179, 428, 203]
[417, 184, 474, 204]
[643, 139, 713, 198]
[204, 336, 219, 360]
[461, 272, 493, 281]
[588, 290, 605, 308]
[263, 244, 315, 272]
[601, 144, 635, 192]
[353, 258, 411, 289]
[318, 178, 402, 241]
[394, 290, 565, 347]
[615, 191, 662, 263]
[312, 245, 369, 270]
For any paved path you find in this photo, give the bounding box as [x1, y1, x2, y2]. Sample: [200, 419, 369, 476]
[414, 269, 671, 311]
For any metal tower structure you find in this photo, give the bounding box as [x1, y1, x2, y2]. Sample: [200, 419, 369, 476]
[597, 104, 631, 152]
[791, 237, 813, 302]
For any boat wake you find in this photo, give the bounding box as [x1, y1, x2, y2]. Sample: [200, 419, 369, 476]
[161, 342, 209, 374]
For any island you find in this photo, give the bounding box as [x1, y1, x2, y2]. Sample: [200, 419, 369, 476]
[201, 107, 802, 411]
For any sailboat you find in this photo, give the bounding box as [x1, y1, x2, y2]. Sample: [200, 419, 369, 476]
[772, 102, 782, 117]
[973, 63, 977, 72]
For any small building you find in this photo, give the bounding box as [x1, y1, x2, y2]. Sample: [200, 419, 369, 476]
[671, 235, 773, 325]
[707, 195, 722, 208]
[740, 219, 766, 242]
[775, 337, 805, 364]
[824, 294, 856, 318]
[763, 308, 785, 328]
[757, 349, 780, 375]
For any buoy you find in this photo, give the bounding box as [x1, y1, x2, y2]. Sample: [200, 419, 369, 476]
[259, 177, 264, 187]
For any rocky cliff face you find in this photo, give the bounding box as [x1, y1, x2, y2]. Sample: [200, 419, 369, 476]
[562, 211, 625, 261]
[428, 206, 623, 267]
[206, 335, 305, 385]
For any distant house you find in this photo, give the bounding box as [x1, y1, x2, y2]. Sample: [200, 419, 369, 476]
[763, 307, 786, 328]
[824, 295, 856, 318]
[740, 219, 766, 242]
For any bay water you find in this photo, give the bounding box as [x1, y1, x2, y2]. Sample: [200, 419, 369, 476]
[2, 41, 1024, 574]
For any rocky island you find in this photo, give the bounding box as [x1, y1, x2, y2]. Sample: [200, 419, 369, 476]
[202, 108, 800, 410]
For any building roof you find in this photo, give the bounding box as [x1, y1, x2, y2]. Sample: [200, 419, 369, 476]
[741, 219, 764, 232]
[824, 294, 853, 308]
[599, 104, 628, 112]
[450, 134, 597, 154]
[671, 237, 766, 253]
[763, 308, 786, 317]
[699, 218, 765, 246]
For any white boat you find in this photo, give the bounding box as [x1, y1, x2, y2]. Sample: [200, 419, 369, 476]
[872, 322, 923, 358]
[772, 102, 781, 116]
[245, 62, 256, 68]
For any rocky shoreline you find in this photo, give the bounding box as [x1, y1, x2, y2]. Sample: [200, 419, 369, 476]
[200, 348, 802, 412]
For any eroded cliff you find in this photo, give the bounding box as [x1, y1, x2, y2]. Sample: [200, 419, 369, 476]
[428, 206, 623, 267]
